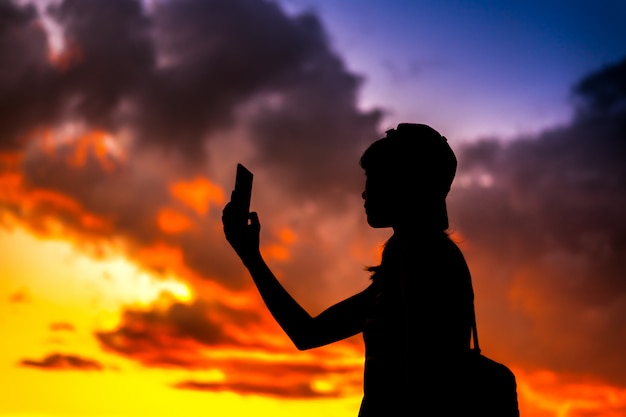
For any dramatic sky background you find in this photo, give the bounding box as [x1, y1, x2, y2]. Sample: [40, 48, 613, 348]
[1, 0, 625, 416]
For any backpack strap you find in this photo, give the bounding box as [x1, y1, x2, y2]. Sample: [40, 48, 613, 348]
[470, 300, 481, 354]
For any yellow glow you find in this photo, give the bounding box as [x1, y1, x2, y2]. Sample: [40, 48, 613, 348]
[0, 224, 364, 417]
[0, 226, 193, 311]
[2, 214, 626, 417]
[311, 379, 336, 394]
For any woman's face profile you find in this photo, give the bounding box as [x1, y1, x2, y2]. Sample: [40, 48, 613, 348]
[362, 171, 396, 229]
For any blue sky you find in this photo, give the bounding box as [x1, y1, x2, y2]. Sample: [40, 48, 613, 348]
[278, 0, 626, 142]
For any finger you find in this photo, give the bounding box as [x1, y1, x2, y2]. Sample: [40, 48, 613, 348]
[221, 203, 231, 221]
[249, 212, 261, 231]
[222, 201, 238, 217]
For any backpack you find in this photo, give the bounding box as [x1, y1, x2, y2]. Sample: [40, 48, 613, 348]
[463, 300, 520, 416]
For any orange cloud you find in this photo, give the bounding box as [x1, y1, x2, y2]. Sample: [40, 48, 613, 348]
[135, 242, 185, 268]
[157, 207, 193, 234]
[259, 227, 299, 262]
[95, 299, 257, 368]
[64, 130, 125, 173]
[0, 146, 111, 237]
[262, 244, 290, 262]
[171, 349, 364, 399]
[0, 151, 24, 168]
[8, 288, 31, 304]
[15, 127, 125, 173]
[279, 228, 297, 244]
[0, 171, 112, 236]
[515, 368, 626, 417]
[175, 379, 340, 399]
[20, 353, 103, 371]
[169, 177, 225, 216]
[133, 242, 199, 283]
[50, 322, 76, 332]
[92, 292, 365, 400]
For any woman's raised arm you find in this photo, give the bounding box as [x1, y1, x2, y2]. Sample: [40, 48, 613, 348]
[222, 202, 373, 350]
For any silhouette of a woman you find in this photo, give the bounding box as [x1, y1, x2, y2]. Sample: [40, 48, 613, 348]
[222, 123, 474, 416]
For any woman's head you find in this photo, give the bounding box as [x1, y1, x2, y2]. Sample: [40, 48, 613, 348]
[360, 123, 457, 230]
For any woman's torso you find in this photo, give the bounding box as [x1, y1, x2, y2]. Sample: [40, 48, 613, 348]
[360, 232, 474, 416]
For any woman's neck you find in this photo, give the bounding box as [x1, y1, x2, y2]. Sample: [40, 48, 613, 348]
[392, 222, 446, 238]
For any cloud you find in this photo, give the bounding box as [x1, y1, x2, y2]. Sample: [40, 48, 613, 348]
[0, 0, 382, 294]
[0, 6, 382, 404]
[172, 353, 362, 399]
[0, 0, 57, 151]
[50, 322, 76, 332]
[514, 368, 626, 417]
[95, 297, 269, 367]
[8, 288, 31, 303]
[175, 379, 339, 399]
[93, 294, 364, 399]
[1, 0, 381, 183]
[170, 352, 362, 399]
[449, 56, 626, 386]
[5, 0, 626, 401]
[20, 353, 103, 371]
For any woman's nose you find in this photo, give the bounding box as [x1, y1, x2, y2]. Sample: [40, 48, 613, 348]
[362, 191, 366, 200]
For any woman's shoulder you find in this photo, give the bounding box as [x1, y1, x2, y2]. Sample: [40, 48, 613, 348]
[396, 233, 471, 285]
[374, 232, 471, 283]
[396, 232, 465, 259]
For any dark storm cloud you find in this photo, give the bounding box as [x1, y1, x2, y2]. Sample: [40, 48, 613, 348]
[2, 0, 381, 289]
[144, 0, 381, 191]
[573, 57, 626, 116]
[95, 298, 264, 367]
[20, 353, 103, 370]
[245, 34, 381, 199]
[48, 0, 154, 130]
[0, 0, 57, 151]
[449, 57, 626, 385]
[141, 0, 365, 160]
[2, 0, 381, 174]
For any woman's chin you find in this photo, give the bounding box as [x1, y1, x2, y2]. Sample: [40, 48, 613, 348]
[366, 216, 391, 229]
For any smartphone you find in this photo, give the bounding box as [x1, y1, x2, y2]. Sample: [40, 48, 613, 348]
[233, 163, 253, 214]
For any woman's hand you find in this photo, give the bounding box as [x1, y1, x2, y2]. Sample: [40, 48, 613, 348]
[222, 194, 261, 265]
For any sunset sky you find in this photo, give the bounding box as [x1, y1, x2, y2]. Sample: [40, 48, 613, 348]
[1, 0, 626, 416]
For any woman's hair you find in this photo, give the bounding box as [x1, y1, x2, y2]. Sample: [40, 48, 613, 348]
[359, 123, 457, 198]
